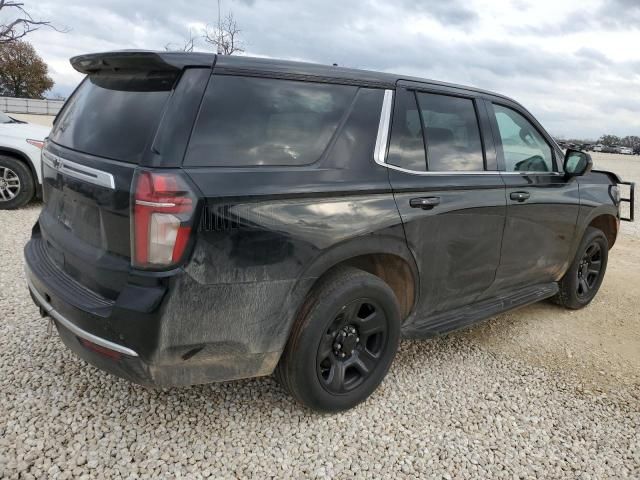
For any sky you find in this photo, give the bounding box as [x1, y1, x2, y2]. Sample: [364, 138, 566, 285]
[11, 0, 640, 139]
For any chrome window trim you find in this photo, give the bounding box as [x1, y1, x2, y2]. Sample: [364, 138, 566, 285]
[42, 150, 116, 189]
[26, 273, 139, 357]
[502, 171, 563, 176]
[372, 89, 562, 177]
[373, 89, 394, 167]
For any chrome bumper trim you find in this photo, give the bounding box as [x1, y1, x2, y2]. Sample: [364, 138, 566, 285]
[26, 273, 139, 357]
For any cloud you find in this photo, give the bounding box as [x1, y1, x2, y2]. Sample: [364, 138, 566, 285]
[400, 0, 479, 27]
[598, 0, 640, 29]
[513, 0, 640, 35]
[19, 0, 640, 138]
[575, 47, 613, 65]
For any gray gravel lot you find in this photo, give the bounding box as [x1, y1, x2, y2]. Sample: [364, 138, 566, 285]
[1, 154, 639, 479]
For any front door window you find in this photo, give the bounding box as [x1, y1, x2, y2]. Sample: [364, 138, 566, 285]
[493, 104, 553, 172]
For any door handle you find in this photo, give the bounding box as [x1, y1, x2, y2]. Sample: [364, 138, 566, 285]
[510, 191, 531, 202]
[410, 196, 441, 209]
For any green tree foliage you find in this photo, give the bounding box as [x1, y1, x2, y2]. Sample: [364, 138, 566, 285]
[621, 135, 640, 148]
[0, 40, 53, 98]
[598, 135, 640, 148]
[598, 134, 620, 146]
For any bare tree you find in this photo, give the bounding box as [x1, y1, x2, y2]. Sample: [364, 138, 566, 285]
[165, 30, 196, 52]
[203, 12, 244, 55]
[0, 1, 66, 44]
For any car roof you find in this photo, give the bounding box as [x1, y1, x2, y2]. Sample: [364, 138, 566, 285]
[215, 54, 514, 101]
[71, 50, 515, 103]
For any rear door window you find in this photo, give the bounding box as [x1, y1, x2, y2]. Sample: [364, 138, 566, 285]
[386, 89, 427, 171]
[49, 72, 178, 163]
[184, 76, 357, 167]
[416, 92, 485, 172]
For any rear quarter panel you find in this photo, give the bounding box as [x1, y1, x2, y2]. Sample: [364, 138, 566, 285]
[159, 87, 414, 370]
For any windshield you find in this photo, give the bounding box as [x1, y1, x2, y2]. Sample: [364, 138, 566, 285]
[0, 111, 15, 123]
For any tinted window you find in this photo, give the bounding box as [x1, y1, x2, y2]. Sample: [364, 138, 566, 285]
[184, 76, 357, 167]
[493, 104, 553, 172]
[417, 92, 484, 171]
[386, 89, 426, 171]
[49, 72, 177, 163]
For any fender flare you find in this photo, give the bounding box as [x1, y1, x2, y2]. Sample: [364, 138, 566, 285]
[570, 204, 619, 259]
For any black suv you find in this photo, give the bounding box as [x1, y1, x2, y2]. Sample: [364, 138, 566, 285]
[24, 51, 635, 412]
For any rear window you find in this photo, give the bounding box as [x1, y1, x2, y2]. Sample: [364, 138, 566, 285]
[184, 76, 357, 167]
[49, 72, 177, 163]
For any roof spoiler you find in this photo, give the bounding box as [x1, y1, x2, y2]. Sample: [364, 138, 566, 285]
[70, 50, 216, 74]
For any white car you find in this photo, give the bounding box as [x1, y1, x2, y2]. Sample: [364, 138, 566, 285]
[618, 146, 633, 155]
[0, 111, 50, 209]
[592, 144, 604, 152]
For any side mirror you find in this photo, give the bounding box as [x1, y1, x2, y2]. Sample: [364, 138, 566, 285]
[563, 149, 592, 179]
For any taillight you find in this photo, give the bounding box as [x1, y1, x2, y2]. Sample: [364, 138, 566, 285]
[131, 170, 197, 269]
[26, 139, 45, 149]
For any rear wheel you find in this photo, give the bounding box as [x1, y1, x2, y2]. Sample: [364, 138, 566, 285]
[276, 267, 401, 412]
[0, 155, 35, 210]
[553, 227, 608, 309]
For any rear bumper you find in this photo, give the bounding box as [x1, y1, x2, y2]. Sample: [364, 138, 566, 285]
[27, 275, 138, 357]
[26, 271, 154, 385]
[24, 235, 289, 387]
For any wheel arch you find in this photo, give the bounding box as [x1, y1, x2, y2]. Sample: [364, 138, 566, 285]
[274, 235, 419, 362]
[327, 252, 416, 320]
[0, 146, 40, 195]
[300, 236, 418, 319]
[588, 213, 618, 249]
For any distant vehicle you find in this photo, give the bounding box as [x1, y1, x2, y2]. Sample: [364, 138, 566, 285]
[618, 146, 633, 155]
[634, 146, 640, 155]
[592, 144, 604, 152]
[0, 111, 50, 209]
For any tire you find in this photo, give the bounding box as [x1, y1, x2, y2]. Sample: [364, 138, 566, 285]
[276, 266, 401, 412]
[0, 155, 35, 210]
[553, 227, 609, 309]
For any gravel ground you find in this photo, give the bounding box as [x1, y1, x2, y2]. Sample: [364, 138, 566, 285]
[1, 155, 639, 478]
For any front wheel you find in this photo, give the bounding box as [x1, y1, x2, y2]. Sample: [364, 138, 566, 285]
[276, 267, 401, 412]
[553, 227, 609, 309]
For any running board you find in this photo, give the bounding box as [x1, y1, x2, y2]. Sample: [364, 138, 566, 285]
[402, 283, 559, 338]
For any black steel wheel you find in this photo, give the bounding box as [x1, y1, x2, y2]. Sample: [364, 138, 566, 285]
[576, 241, 603, 299]
[276, 266, 401, 412]
[316, 298, 389, 395]
[553, 227, 608, 309]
